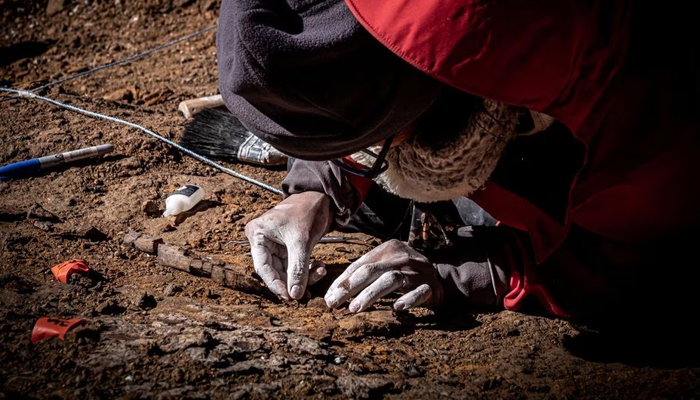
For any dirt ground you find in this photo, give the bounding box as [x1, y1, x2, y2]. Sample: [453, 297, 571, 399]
[1, 1, 700, 399]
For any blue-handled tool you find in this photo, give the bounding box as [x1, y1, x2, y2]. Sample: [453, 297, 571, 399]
[0, 144, 114, 181]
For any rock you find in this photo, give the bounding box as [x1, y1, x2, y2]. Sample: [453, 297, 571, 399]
[402, 365, 423, 378]
[163, 283, 181, 297]
[336, 375, 394, 400]
[32, 220, 54, 231]
[132, 291, 157, 310]
[200, 0, 217, 11]
[159, 329, 215, 353]
[70, 324, 102, 342]
[133, 233, 163, 254]
[62, 224, 107, 241]
[46, 0, 66, 16]
[103, 88, 135, 102]
[264, 329, 330, 356]
[215, 331, 266, 354]
[157, 244, 192, 272]
[122, 229, 142, 246]
[26, 203, 60, 222]
[161, 223, 176, 233]
[228, 389, 249, 400]
[68, 272, 96, 288]
[284, 332, 329, 357]
[120, 157, 142, 170]
[83, 185, 106, 194]
[306, 296, 329, 310]
[336, 310, 411, 339]
[223, 360, 264, 375]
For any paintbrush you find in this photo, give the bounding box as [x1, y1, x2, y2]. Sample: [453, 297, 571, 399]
[178, 97, 288, 167]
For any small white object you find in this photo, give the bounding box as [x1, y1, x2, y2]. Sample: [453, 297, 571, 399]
[162, 184, 204, 217]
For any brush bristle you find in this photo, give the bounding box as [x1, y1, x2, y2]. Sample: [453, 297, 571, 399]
[180, 108, 253, 159]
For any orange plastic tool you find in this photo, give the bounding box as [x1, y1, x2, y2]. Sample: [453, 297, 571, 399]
[31, 317, 86, 343]
[51, 259, 90, 283]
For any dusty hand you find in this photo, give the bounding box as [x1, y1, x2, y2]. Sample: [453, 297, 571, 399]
[324, 239, 443, 313]
[245, 191, 333, 300]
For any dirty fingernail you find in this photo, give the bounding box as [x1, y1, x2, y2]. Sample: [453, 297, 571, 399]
[290, 285, 303, 299]
[348, 302, 360, 313]
[394, 301, 406, 311]
[325, 294, 337, 308]
[272, 282, 290, 300]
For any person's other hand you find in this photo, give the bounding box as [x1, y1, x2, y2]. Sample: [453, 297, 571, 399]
[245, 191, 333, 300]
[324, 239, 443, 312]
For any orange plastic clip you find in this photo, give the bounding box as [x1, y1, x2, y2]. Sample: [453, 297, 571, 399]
[31, 317, 86, 343]
[51, 259, 90, 283]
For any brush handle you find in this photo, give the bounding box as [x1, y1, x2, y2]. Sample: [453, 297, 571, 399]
[178, 94, 225, 119]
[0, 144, 114, 180]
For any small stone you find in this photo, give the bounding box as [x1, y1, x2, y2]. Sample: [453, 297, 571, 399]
[46, 0, 65, 16]
[306, 297, 329, 310]
[32, 220, 54, 231]
[122, 230, 142, 246]
[229, 389, 249, 400]
[226, 360, 264, 375]
[104, 88, 134, 102]
[163, 283, 181, 297]
[68, 273, 94, 287]
[132, 291, 157, 310]
[200, 0, 217, 11]
[402, 365, 423, 378]
[26, 203, 60, 222]
[119, 157, 142, 170]
[161, 224, 176, 233]
[133, 233, 163, 254]
[66, 224, 107, 241]
[336, 310, 411, 339]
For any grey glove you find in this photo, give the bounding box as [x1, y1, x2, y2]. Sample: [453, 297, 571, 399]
[245, 191, 334, 300]
[430, 226, 514, 308]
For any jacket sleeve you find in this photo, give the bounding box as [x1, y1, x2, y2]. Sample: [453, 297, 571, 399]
[281, 158, 367, 226]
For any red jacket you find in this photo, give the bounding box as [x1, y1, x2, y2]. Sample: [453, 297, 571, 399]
[344, 0, 700, 319]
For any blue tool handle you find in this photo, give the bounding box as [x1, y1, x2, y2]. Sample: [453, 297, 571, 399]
[0, 158, 41, 180]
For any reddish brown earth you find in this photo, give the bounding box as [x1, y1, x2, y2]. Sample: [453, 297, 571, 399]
[2, 1, 700, 399]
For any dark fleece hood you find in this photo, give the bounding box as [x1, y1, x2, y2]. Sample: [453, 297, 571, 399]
[216, 0, 443, 161]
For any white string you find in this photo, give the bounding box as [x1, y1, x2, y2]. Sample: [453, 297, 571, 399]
[0, 88, 283, 196]
[0, 25, 216, 103]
